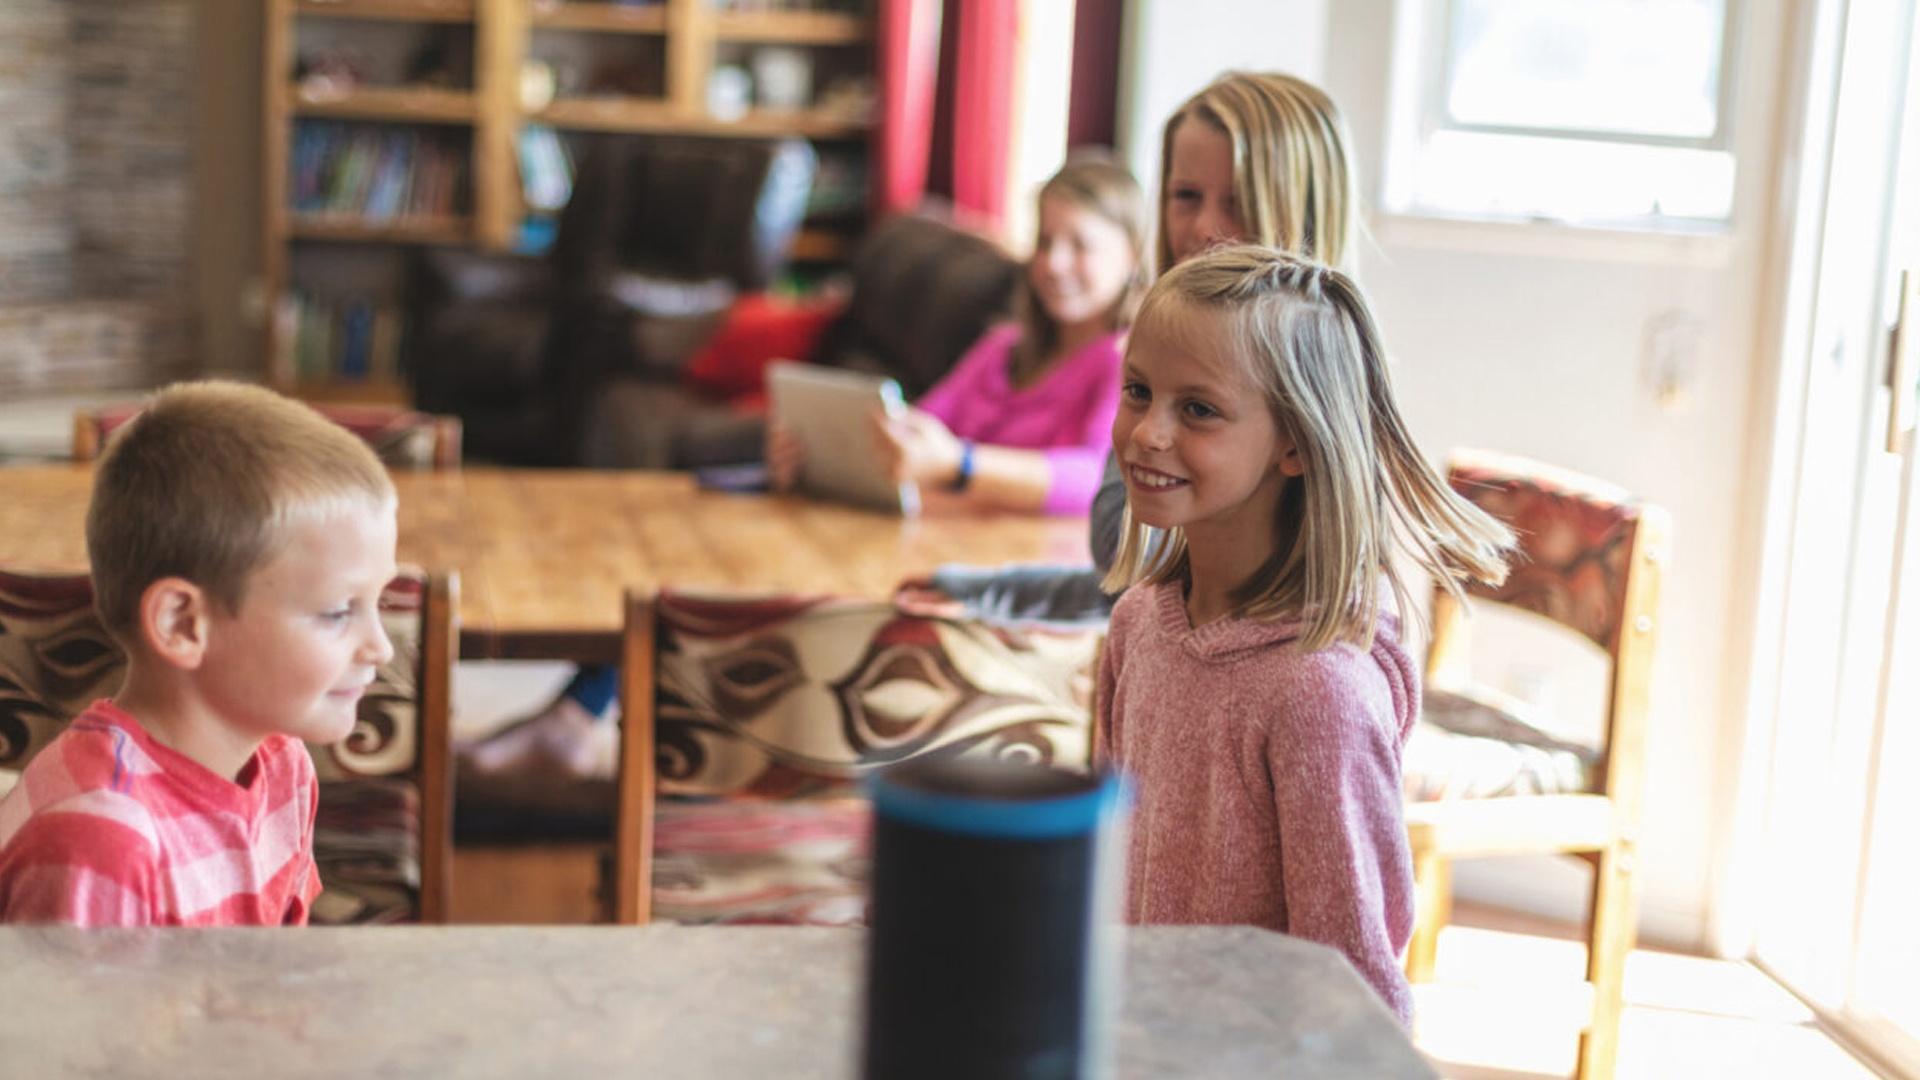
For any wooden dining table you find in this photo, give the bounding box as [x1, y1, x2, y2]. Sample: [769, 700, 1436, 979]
[0, 464, 1093, 662]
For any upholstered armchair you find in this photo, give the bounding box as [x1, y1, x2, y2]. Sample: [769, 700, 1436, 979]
[410, 133, 817, 466]
[0, 567, 456, 924]
[611, 588, 1101, 925]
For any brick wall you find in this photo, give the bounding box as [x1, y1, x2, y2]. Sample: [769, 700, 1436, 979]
[0, 0, 198, 396]
[0, 0, 73, 306]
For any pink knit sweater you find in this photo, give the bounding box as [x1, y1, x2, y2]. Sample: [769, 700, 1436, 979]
[1096, 581, 1418, 1025]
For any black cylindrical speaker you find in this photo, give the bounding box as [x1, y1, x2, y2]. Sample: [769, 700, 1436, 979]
[862, 758, 1129, 1080]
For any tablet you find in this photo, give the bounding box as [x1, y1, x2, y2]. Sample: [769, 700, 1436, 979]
[767, 362, 920, 514]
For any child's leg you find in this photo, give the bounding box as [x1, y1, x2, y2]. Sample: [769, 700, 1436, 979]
[458, 664, 620, 794]
[563, 664, 618, 719]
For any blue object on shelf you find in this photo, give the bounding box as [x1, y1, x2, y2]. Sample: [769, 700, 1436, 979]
[515, 216, 559, 256]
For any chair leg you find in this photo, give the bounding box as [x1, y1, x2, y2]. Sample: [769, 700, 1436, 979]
[1577, 841, 1638, 1080]
[1405, 849, 1450, 983]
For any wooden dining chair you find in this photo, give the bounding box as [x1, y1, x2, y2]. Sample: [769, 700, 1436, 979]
[0, 566, 458, 924]
[73, 401, 463, 470]
[1400, 450, 1670, 1080]
[613, 587, 1103, 925]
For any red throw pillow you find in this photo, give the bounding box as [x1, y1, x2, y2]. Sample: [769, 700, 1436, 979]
[682, 293, 846, 402]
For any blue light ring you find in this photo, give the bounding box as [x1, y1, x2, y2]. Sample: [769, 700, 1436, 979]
[869, 771, 1133, 841]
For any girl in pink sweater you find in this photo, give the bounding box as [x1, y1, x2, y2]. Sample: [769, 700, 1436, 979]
[1097, 246, 1513, 1025]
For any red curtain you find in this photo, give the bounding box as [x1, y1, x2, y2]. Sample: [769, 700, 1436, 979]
[873, 0, 1017, 229]
[947, 0, 1018, 226]
[873, 0, 943, 215]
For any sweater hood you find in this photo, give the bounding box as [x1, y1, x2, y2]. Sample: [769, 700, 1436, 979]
[1148, 582, 1420, 746]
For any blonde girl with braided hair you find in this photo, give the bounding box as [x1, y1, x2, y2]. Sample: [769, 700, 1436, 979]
[1096, 245, 1513, 1026]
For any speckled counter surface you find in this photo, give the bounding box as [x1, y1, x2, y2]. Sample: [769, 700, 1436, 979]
[0, 924, 1433, 1078]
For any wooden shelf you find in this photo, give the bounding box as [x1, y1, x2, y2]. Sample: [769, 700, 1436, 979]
[293, 0, 475, 23]
[288, 214, 472, 245]
[720, 108, 871, 139]
[292, 85, 478, 124]
[536, 98, 869, 137]
[713, 11, 871, 45]
[530, 2, 668, 34]
[534, 96, 678, 132]
[263, 0, 875, 401]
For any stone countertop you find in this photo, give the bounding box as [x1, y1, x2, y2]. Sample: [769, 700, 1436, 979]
[0, 924, 1434, 1078]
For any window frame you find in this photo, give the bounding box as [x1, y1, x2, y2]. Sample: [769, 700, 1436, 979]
[1384, 0, 1746, 236]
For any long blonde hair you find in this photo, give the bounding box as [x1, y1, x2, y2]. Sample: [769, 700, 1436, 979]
[1010, 152, 1150, 380]
[1104, 247, 1513, 650]
[1157, 72, 1360, 276]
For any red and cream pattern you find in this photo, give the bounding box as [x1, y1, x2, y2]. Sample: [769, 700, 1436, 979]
[1404, 454, 1645, 802]
[0, 567, 432, 923]
[1446, 457, 1643, 652]
[646, 589, 1101, 925]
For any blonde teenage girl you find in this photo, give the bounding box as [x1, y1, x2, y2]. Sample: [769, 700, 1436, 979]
[1097, 246, 1513, 1025]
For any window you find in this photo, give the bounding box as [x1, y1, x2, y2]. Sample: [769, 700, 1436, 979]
[1384, 0, 1739, 230]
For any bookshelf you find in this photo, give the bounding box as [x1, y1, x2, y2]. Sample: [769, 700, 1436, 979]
[262, 0, 876, 403]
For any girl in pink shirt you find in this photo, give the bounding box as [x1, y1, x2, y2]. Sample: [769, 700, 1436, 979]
[772, 155, 1150, 515]
[1097, 247, 1514, 1024]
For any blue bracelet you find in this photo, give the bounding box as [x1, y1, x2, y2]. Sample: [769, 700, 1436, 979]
[949, 440, 976, 492]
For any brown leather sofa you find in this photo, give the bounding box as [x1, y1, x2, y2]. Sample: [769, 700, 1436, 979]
[409, 132, 816, 465]
[581, 210, 1025, 470]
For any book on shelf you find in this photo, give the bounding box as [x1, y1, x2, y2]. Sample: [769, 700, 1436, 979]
[291, 121, 467, 221]
[281, 291, 409, 384]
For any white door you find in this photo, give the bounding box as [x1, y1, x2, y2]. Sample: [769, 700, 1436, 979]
[1747, 0, 1920, 1070]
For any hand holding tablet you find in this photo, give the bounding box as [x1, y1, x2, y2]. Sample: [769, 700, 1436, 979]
[767, 362, 921, 514]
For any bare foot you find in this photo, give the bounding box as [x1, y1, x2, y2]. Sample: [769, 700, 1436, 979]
[456, 696, 620, 814]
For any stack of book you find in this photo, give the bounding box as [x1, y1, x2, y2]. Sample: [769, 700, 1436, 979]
[290, 122, 468, 220]
[276, 292, 408, 384]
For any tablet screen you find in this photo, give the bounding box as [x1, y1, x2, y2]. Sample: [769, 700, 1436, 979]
[768, 362, 920, 514]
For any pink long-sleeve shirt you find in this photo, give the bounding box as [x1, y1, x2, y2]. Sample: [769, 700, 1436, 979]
[916, 324, 1124, 515]
[1096, 581, 1419, 1025]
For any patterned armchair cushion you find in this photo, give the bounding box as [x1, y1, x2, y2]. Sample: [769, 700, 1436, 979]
[644, 589, 1100, 924]
[0, 568, 430, 924]
[91, 403, 453, 471]
[1403, 686, 1599, 801]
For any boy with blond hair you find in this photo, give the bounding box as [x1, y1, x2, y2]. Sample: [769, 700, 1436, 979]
[0, 382, 398, 925]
